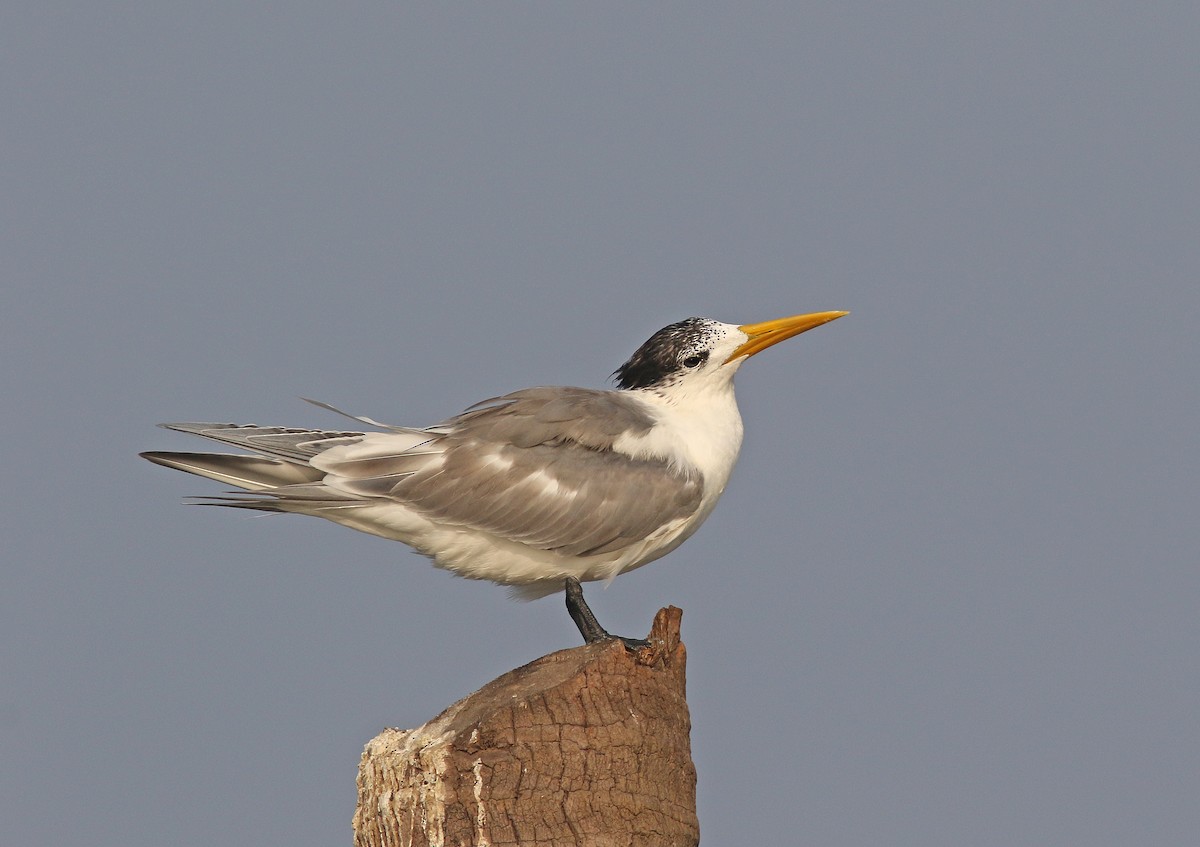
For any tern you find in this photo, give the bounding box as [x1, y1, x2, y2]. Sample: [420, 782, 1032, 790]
[142, 310, 846, 648]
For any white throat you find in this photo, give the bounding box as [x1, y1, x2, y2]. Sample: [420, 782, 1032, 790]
[614, 377, 745, 501]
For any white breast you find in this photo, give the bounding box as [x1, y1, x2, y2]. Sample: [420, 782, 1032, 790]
[611, 381, 746, 551]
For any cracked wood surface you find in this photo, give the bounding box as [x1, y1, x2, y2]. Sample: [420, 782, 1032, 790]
[353, 607, 698, 847]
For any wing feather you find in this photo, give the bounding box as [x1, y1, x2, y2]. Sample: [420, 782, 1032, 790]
[158, 423, 368, 463]
[315, 388, 701, 557]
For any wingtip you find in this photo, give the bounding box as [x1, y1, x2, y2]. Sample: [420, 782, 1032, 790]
[140, 450, 195, 471]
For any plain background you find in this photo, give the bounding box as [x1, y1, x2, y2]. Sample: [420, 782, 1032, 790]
[4, 3, 1198, 845]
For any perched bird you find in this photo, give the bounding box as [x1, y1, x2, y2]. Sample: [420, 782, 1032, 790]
[142, 310, 846, 647]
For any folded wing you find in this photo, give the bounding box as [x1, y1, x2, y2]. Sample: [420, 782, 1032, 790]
[146, 388, 704, 560]
[314, 388, 703, 557]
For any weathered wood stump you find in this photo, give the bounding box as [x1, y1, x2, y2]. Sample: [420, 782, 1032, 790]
[353, 606, 697, 847]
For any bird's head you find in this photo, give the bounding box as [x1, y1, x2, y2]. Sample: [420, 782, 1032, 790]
[613, 311, 848, 393]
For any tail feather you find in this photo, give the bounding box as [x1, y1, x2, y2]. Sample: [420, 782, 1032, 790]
[189, 484, 365, 513]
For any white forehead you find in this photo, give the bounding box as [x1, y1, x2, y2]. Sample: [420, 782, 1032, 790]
[690, 319, 748, 355]
[680, 318, 742, 347]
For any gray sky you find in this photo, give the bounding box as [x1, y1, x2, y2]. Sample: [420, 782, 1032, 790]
[4, 3, 1198, 845]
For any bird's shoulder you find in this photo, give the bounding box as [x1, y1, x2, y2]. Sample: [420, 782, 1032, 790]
[444, 386, 657, 451]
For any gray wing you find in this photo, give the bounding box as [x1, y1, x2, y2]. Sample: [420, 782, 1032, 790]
[314, 388, 703, 557]
[452, 386, 657, 448]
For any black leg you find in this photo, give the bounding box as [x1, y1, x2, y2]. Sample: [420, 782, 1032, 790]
[564, 577, 649, 651]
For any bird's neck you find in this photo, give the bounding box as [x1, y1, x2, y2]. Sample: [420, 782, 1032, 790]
[613, 384, 744, 492]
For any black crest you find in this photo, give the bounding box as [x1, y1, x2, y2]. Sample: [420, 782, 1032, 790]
[613, 317, 717, 390]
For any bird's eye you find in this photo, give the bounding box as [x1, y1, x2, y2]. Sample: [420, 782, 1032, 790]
[682, 353, 707, 369]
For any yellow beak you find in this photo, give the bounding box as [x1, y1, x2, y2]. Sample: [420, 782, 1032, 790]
[725, 310, 849, 363]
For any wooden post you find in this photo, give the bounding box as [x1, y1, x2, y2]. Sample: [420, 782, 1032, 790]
[353, 607, 698, 847]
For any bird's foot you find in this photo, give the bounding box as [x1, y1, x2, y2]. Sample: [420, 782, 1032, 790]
[564, 577, 650, 651]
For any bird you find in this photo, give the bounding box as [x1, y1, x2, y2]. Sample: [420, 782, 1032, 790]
[142, 310, 847, 648]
